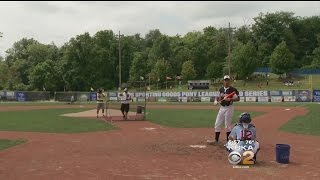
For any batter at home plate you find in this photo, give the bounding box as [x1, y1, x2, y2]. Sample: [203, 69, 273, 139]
[208, 75, 240, 145]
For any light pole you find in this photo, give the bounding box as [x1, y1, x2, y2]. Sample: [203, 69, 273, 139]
[223, 23, 236, 75]
[116, 31, 124, 89]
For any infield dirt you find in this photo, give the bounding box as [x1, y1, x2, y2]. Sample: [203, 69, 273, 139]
[0, 104, 319, 180]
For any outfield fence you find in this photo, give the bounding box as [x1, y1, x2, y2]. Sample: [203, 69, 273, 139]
[0, 89, 320, 103]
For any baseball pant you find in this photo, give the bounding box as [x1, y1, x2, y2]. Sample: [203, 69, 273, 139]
[97, 102, 105, 111]
[214, 105, 234, 132]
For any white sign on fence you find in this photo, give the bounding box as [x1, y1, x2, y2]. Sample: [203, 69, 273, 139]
[244, 91, 268, 97]
[282, 91, 294, 96]
[180, 97, 188, 102]
[201, 97, 211, 102]
[271, 96, 283, 102]
[284, 96, 296, 102]
[109, 97, 118, 101]
[245, 97, 257, 102]
[258, 96, 269, 102]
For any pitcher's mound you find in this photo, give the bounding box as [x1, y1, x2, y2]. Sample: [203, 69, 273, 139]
[62, 109, 143, 121]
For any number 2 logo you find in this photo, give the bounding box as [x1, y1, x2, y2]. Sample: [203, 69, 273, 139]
[242, 151, 254, 165]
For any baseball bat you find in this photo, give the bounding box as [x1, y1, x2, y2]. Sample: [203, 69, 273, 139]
[217, 91, 236, 103]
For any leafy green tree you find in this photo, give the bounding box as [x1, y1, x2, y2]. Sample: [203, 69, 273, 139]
[147, 35, 173, 69]
[252, 12, 298, 66]
[270, 41, 295, 75]
[291, 16, 320, 66]
[206, 62, 223, 80]
[0, 60, 8, 89]
[235, 25, 252, 44]
[230, 41, 258, 79]
[308, 47, 320, 68]
[181, 60, 197, 81]
[152, 58, 172, 82]
[129, 52, 148, 81]
[29, 60, 56, 91]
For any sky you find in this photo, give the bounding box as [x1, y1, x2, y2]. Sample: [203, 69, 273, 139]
[0, 1, 320, 56]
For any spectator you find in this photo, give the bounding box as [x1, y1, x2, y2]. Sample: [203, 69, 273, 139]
[70, 95, 74, 104]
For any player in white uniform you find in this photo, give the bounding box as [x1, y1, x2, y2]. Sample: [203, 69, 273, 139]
[119, 88, 132, 120]
[96, 88, 106, 118]
[208, 75, 240, 145]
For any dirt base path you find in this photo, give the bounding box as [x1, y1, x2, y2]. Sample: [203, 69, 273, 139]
[0, 104, 319, 180]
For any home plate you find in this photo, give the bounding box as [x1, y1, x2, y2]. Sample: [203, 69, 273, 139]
[142, 127, 156, 131]
[189, 145, 207, 149]
[285, 108, 291, 111]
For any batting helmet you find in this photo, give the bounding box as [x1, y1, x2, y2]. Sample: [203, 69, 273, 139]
[239, 112, 251, 124]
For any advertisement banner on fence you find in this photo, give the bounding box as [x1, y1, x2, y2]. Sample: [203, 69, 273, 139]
[158, 97, 167, 102]
[90, 93, 97, 101]
[108, 92, 118, 97]
[201, 97, 211, 102]
[180, 97, 188, 102]
[282, 90, 295, 96]
[313, 90, 320, 102]
[78, 93, 89, 101]
[134, 92, 145, 97]
[167, 97, 179, 102]
[191, 97, 201, 102]
[6, 91, 15, 100]
[181, 91, 219, 97]
[284, 96, 296, 102]
[245, 97, 256, 102]
[15, 92, 26, 102]
[296, 90, 311, 102]
[148, 97, 157, 102]
[0, 91, 5, 100]
[161, 92, 181, 97]
[109, 97, 118, 101]
[271, 96, 283, 102]
[270, 91, 282, 96]
[244, 91, 268, 97]
[258, 96, 269, 102]
[137, 97, 146, 102]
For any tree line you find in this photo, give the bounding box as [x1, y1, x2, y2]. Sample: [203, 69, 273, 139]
[0, 11, 320, 91]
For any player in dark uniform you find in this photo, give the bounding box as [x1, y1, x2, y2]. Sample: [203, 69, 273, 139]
[208, 75, 240, 145]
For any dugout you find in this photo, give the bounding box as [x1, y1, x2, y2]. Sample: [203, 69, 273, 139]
[188, 80, 210, 90]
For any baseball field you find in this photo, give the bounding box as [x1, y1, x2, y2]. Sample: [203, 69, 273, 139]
[0, 102, 319, 179]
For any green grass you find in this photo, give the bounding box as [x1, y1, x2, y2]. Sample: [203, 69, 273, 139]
[280, 104, 320, 136]
[0, 139, 25, 151]
[0, 108, 115, 133]
[0, 101, 96, 106]
[148, 109, 264, 128]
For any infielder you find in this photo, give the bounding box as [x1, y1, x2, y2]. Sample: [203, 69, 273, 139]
[96, 88, 106, 118]
[209, 75, 240, 144]
[119, 88, 132, 120]
[227, 112, 260, 162]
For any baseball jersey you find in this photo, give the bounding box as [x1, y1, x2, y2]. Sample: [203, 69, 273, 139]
[219, 86, 239, 106]
[120, 92, 132, 104]
[97, 92, 106, 103]
[229, 123, 257, 140]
